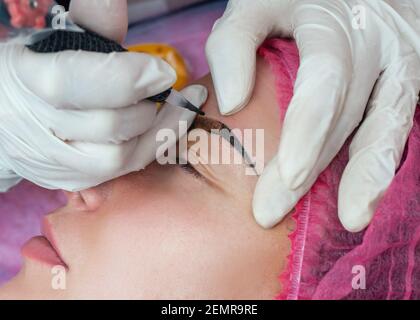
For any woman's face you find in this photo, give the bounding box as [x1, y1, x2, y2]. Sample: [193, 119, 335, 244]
[0, 59, 293, 300]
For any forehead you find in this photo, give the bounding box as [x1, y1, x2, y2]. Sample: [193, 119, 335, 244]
[196, 57, 279, 133]
[193, 65, 281, 164]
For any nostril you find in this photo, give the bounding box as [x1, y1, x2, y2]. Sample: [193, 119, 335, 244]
[62, 191, 88, 211]
[63, 191, 80, 203]
[78, 188, 104, 212]
[63, 190, 103, 212]
[29, 0, 39, 9]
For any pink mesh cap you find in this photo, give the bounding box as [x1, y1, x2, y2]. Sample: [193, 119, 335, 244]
[258, 39, 420, 300]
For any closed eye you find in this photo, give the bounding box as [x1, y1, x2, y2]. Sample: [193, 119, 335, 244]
[179, 163, 203, 179]
[176, 157, 203, 180]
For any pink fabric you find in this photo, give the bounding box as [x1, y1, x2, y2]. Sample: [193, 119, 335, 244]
[2, 2, 419, 299]
[259, 39, 420, 300]
[0, 181, 65, 283]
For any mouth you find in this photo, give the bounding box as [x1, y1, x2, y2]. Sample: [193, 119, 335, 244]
[21, 217, 68, 269]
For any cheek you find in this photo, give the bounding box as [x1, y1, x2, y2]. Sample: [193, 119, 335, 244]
[57, 163, 258, 298]
[66, 200, 235, 298]
[116, 170, 210, 225]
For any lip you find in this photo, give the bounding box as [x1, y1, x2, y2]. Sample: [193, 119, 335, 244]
[21, 217, 68, 269]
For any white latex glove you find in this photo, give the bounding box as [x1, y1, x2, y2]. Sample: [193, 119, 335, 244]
[206, 0, 420, 232]
[0, 0, 207, 192]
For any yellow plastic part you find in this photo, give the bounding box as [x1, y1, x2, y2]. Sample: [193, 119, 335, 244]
[127, 43, 189, 91]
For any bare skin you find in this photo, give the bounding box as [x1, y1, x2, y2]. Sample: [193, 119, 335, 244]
[0, 58, 293, 299]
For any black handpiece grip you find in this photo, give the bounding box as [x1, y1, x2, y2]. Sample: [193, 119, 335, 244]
[26, 29, 172, 103]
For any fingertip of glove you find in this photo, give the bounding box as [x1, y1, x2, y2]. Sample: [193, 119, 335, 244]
[253, 201, 283, 229]
[157, 60, 177, 85]
[252, 159, 294, 229]
[206, 47, 255, 116]
[338, 180, 377, 233]
[280, 167, 308, 190]
[215, 83, 251, 116]
[181, 84, 208, 108]
[219, 98, 249, 116]
[339, 207, 372, 233]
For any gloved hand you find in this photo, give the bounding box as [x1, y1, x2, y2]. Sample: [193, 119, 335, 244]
[206, 0, 420, 232]
[0, 0, 207, 192]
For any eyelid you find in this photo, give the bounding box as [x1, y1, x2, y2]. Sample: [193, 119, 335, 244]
[176, 155, 205, 181]
[185, 143, 227, 191]
[176, 142, 225, 191]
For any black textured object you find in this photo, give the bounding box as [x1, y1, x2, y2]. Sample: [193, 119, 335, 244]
[27, 29, 127, 54]
[26, 29, 173, 104]
[0, 0, 11, 27]
[55, 0, 71, 10]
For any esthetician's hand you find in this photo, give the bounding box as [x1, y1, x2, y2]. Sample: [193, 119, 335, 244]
[0, 0, 207, 192]
[206, 0, 420, 232]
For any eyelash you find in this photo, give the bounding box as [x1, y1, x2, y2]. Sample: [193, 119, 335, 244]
[176, 158, 203, 180]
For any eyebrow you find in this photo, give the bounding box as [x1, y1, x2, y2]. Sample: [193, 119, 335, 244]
[190, 115, 258, 174]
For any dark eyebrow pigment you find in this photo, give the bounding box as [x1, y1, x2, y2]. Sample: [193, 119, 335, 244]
[191, 116, 258, 173]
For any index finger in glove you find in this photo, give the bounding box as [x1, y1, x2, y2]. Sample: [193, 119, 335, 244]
[15, 48, 177, 110]
[338, 53, 420, 232]
[205, 0, 292, 115]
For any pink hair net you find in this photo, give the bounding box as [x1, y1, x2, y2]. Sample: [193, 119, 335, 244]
[259, 39, 420, 300]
